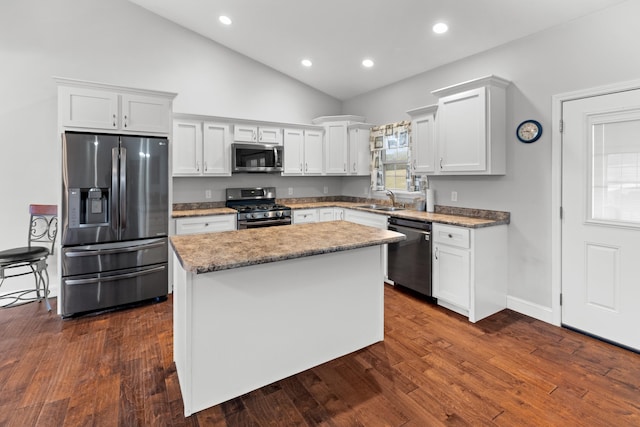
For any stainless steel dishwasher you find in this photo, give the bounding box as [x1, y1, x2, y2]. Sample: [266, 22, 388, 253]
[387, 217, 434, 300]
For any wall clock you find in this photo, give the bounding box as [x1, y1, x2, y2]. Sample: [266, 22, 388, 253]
[516, 120, 542, 143]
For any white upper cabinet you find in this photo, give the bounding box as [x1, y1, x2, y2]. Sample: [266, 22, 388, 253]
[202, 122, 232, 175]
[233, 125, 283, 145]
[312, 115, 366, 176]
[324, 122, 349, 174]
[283, 128, 304, 174]
[56, 78, 175, 134]
[304, 129, 324, 174]
[432, 75, 509, 175]
[173, 118, 232, 177]
[282, 128, 324, 175]
[406, 105, 437, 174]
[173, 120, 202, 176]
[347, 124, 372, 176]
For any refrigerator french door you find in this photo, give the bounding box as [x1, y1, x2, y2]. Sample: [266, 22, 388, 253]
[61, 132, 169, 316]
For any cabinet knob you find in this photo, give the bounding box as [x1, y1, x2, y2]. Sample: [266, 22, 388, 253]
[112, 114, 117, 127]
[123, 115, 128, 128]
[440, 157, 443, 169]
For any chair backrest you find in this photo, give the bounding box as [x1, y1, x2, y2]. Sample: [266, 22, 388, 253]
[28, 204, 58, 255]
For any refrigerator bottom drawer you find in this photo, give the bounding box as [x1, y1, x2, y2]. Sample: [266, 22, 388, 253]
[61, 263, 168, 316]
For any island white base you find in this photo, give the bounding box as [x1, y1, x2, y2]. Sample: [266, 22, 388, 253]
[172, 245, 385, 416]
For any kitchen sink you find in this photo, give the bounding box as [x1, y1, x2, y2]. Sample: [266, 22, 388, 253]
[357, 204, 405, 212]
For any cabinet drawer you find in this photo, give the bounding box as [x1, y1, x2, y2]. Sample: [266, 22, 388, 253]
[175, 215, 236, 235]
[433, 224, 470, 249]
[293, 209, 318, 224]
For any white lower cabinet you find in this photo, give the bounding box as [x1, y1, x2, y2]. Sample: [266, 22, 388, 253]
[293, 209, 319, 224]
[432, 223, 507, 322]
[344, 209, 387, 229]
[175, 215, 236, 235]
[318, 207, 345, 221]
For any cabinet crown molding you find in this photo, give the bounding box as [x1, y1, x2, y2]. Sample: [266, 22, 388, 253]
[406, 104, 438, 117]
[431, 75, 510, 98]
[312, 115, 366, 125]
[53, 76, 177, 100]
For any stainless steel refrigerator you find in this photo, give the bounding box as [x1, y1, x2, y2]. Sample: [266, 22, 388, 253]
[60, 132, 169, 317]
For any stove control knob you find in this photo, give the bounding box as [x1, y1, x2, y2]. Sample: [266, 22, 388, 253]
[263, 212, 269, 218]
[246, 213, 253, 219]
[277, 211, 283, 217]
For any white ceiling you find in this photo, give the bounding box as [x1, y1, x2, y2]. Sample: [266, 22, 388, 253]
[128, 0, 626, 101]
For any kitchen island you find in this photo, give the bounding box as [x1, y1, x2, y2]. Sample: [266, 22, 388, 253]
[170, 221, 405, 416]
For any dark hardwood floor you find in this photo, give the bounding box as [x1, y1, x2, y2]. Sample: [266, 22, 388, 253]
[1, 285, 639, 426]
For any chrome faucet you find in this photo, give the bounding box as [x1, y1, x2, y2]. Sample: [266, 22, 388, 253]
[385, 190, 396, 207]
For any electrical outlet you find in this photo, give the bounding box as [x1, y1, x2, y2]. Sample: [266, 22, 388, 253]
[288, 187, 293, 195]
[205, 190, 212, 199]
[451, 191, 458, 202]
[323, 186, 328, 194]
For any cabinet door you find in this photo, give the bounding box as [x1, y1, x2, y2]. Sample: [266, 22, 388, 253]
[59, 86, 119, 130]
[325, 123, 348, 174]
[348, 127, 371, 176]
[412, 113, 436, 173]
[283, 129, 304, 174]
[304, 130, 324, 174]
[258, 127, 283, 145]
[293, 209, 318, 224]
[318, 208, 335, 222]
[234, 125, 257, 142]
[175, 215, 236, 235]
[173, 120, 202, 176]
[344, 209, 386, 229]
[121, 94, 172, 133]
[433, 243, 470, 309]
[437, 87, 487, 173]
[203, 122, 231, 176]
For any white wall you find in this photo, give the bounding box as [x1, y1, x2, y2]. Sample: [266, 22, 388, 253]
[343, 0, 640, 309]
[0, 0, 340, 294]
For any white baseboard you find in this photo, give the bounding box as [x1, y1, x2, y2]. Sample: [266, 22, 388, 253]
[507, 295, 555, 324]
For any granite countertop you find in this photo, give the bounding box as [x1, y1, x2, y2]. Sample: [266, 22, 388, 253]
[172, 206, 236, 218]
[172, 199, 510, 228]
[284, 201, 509, 228]
[170, 221, 405, 274]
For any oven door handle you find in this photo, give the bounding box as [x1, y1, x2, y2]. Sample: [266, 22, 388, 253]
[239, 218, 291, 228]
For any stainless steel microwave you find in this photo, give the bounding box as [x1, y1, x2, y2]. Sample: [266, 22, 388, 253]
[232, 143, 283, 173]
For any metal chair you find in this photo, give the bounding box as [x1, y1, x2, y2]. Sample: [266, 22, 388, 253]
[0, 204, 58, 311]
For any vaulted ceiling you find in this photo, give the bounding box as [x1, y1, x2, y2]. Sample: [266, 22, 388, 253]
[128, 0, 627, 100]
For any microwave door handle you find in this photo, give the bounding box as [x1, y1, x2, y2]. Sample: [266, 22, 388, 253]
[274, 146, 279, 166]
[111, 147, 119, 235]
[119, 146, 127, 236]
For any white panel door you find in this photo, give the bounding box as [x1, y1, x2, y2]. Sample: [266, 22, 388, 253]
[173, 120, 202, 176]
[304, 130, 324, 174]
[203, 122, 231, 176]
[562, 89, 640, 351]
[437, 87, 486, 172]
[283, 129, 304, 174]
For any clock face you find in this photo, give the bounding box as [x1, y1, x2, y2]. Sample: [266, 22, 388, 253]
[517, 120, 542, 143]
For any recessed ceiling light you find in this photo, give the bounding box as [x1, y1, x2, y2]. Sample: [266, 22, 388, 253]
[362, 59, 374, 68]
[301, 59, 313, 67]
[433, 22, 448, 34]
[219, 15, 232, 26]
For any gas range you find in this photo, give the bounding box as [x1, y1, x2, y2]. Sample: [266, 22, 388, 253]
[225, 187, 291, 229]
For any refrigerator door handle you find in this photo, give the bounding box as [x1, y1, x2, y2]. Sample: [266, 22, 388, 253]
[119, 146, 127, 236]
[64, 240, 166, 257]
[64, 265, 166, 286]
[111, 147, 119, 235]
